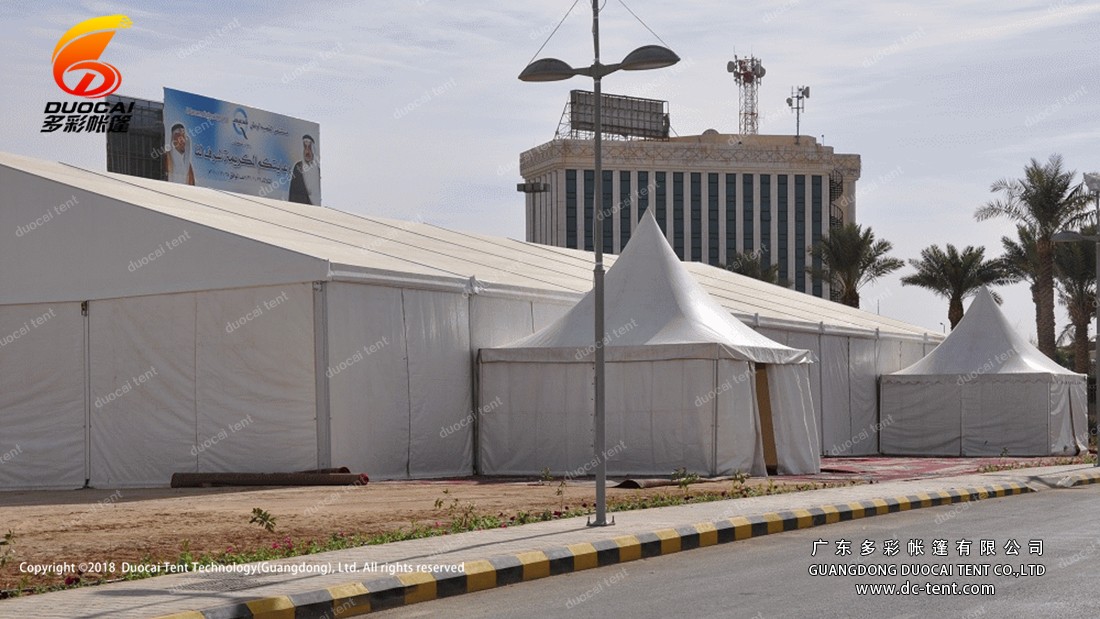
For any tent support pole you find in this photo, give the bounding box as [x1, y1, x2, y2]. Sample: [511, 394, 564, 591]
[313, 282, 332, 469]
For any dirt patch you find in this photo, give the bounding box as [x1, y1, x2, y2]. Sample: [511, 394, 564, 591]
[0, 477, 826, 591]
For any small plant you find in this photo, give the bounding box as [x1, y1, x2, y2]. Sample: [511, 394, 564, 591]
[555, 478, 567, 511]
[539, 467, 554, 485]
[0, 530, 15, 569]
[249, 507, 277, 533]
[671, 467, 701, 492]
[178, 539, 193, 566]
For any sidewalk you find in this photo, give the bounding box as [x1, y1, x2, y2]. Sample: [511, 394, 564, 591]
[4, 465, 1099, 619]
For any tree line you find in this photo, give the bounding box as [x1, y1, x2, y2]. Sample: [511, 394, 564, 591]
[724, 154, 1096, 372]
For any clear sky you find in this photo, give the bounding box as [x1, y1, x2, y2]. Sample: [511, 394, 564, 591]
[2, 1, 1098, 339]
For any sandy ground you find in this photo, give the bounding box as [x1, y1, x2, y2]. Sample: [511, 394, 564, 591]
[4, 453, 1086, 593]
[0, 476, 826, 592]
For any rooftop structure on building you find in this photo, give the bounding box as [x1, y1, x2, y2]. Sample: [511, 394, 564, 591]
[518, 90, 861, 300]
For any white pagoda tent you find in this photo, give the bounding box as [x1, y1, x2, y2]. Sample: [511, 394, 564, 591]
[478, 211, 821, 477]
[880, 288, 1087, 456]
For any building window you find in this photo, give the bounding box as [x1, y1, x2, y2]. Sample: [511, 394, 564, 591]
[725, 173, 736, 260]
[777, 175, 788, 282]
[812, 175, 823, 297]
[673, 172, 684, 259]
[795, 175, 806, 292]
[656, 172, 667, 235]
[742, 174, 754, 254]
[708, 173, 719, 265]
[620, 170, 631, 249]
[760, 174, 771, 268]
[583, 169, 594, 251]
[638, 171, 649, 219]
[566, 170, 578, 249]
[690, 172, 702, 261]
[602, 170, 614, 253]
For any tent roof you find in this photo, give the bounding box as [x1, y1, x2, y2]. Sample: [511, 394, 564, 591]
[890, 287, 1079, 376]
[501, 211, 811, 364]
[0, 151, 937, 339]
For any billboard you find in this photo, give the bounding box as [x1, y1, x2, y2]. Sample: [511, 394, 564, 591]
[162, 87, 320, 205]
[569, 90, 669, 140]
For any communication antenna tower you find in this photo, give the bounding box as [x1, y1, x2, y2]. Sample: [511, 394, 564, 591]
[787, 85, 810, 143]
[726, 55, 765, 135]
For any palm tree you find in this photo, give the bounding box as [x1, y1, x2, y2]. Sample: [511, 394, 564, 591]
[975, 154, 1093, 358]
[1000, 225, 1041, 333]
[900, 244, 1012, 328]
[1054, 226, 1097, 374]
[809, 223, 903, 308]
[725, 251, 784, 285]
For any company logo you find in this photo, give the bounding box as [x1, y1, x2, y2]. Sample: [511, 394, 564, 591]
[51, 15, 132, 98]
[232, 107, 249, 139]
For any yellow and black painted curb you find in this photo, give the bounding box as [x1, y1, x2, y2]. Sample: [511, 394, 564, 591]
[154, 482, 1029, 619]
[1058, 468, 1100, 487]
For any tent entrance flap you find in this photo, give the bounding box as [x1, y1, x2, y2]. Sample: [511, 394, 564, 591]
[755, 365, 778, 474]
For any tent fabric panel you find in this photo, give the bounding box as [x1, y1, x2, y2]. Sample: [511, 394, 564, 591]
[195, 284, 317, 474]
[756, 328, 788, 346]
[875, 339, 903, 375]
[786, 332, 823, 453]
[478, 361, 593, 475]
[899, 339, 927, 369]
[766, 364, 821, 475]
[714, 360, 763, 476]
[89, 294, 197, 487]
[0, 303, 85, 490]
[819, 335, 851, 455]
[1048, 381, 1081, 456]
[531, 301, 572, 331]
[848, 338, 879, 456]
[0, 166, 328, 306]
[403, 289, 474, 477]
[470, 297, 533, 351]
[606, 359, 715, 476]
[326, 283, 411, 479]
[879, 381, 961, 456]
[961, 380, 1049, 456]
[1068, 380, 1089, 453]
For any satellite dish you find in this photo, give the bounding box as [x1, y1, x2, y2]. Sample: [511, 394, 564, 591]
[755, 65, 766, 78]
[786, 97, 793, 106]
[803, 86, 810, 98]
[726, 61, 736, 73]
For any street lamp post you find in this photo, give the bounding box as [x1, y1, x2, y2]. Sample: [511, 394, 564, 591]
[1052, 171, 1100, 467]
[519, 2, 679, 525]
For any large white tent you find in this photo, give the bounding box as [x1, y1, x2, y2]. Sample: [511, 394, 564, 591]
[880, 288, 1087, 456]
[479, 212, 820, 477]
[0, 152, 940, 489]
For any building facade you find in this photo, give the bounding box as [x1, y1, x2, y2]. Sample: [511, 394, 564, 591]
[518, 131, 861, 298]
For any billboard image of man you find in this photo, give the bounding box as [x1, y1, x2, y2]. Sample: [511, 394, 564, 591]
[288, 134, 320, 205]
[164, 123, 195, 185]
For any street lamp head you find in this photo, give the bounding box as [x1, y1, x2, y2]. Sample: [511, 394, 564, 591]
[1083, 172, 1100, 194]
[619, 45, 680, 71]
[1052, 230, 1087, 243]
[518, 58, 579, 82]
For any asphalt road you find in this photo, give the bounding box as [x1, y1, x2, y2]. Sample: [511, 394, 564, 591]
[375, 484, 1100, 619]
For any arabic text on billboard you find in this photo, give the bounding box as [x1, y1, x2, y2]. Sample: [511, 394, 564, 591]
[162, 87, 320, 205]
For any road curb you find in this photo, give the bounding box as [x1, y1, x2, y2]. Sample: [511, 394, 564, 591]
[154, 482, 1030, 619]
[1054, 468, 1100, 488]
